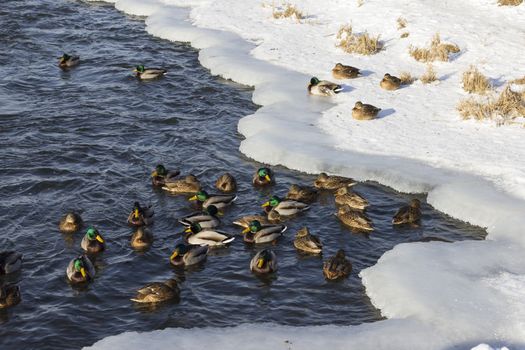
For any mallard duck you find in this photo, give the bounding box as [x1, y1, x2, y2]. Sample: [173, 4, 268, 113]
[323, 249, 352, 280]
[179, 205, 220, 229]
[294, 227, 322, 254]
[215, 173, 237, 193]
[169, 243, 208, 267]
[133, 65, 167, 80]
[127, 202, 154, 226]
[392, 199, 421, 225]
[184, 223, 235, 248]
[286, 184, 318, 203]
[241, 220, 286, 244]
[252, 167, 275, 187]
[58, 53, 79, 68]
[352, 101, 381, 120]
[0, 284, 21, 309]
[308, 77, 342, 96]
[66, 255, 96, 284]
[151, 164, 180, 187]
[0, 251, 22, 275]
[81, 227, 105, 254]
[380, 73, 401, 90]
[261, 195, 309, 218]
[131, 279, 180, 304]
[189, 190, 237, 210]
[332, 63, 360, 79]
[131, 227, 153, 250]
[162, 174, 201, 194]
[334, 186, 369, 210]
[59, 212, 83, 233]
[250, 249, 277, 274]
[314, 172, 357, 190]
[337, 205, 373, 231]
[232, 215, 269, 228]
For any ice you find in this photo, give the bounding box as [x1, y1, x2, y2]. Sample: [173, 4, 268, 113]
[83, 0, 525, 348]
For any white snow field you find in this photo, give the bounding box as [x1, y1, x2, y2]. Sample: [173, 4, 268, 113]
[84, 0, 525, 349]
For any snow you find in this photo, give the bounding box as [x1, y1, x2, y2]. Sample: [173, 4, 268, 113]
[83, 0, 525, 349]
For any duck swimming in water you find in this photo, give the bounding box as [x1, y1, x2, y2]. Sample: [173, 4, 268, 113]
[179, 205, 221, 229]
[131, 279, 180, 304]
[0, 251, 22, 275]
[0, 284, 21, 309]
[189, 190, 237, 210]
[250, 249, 277, 274]
[169, 243, 208, 268]
[59, 212, 83, 233]
[293, 227, 322, 254]
[241, 220, 286, 244]
[127, 202, 154, 227]
[334, 186, 368, 210]
[184, 223, 235, 248]
[261, 195, 309, 219]
[162, 175, 201, 194]
[253, 167, 275, 187]
[130, 227, 153, 251]
[314, 172, 357, 190]
[215, 173, 237, 193]
[151, 164, 180, 187]
[285, 184, 318, 204]
[81, 227, 105, 254]
[336, 205, 373, 232]
[392, 199, 421, 226]
[232, 214, 270, 228]
[133, 65, 167, 80]
[307, 77, 342, 96]
[58, 53, 79, 68]
[323, 249, 352, 280]
[66, 255, 96, 284]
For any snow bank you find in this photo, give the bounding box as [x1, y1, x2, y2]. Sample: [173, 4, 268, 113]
[84, 0, 525, 349]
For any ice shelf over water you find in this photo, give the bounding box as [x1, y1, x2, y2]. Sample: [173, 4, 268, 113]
[84, 0, 525, 349]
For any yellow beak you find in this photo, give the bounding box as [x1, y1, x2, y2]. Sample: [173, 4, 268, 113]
[257, 258, 264, 268]
[134, 208, 139, 218]
[265, 174, 271, 182]
[151, 171, 158, 178]
[80, 267, 87, 278]
[242, 227, 250, 234]
[184, 227, 192, 233]
[96, 235, 104, 243]
[170, 251, 178, 260]
[133, 69, 138, 73]
[189, 195, 198, 201]
[261, 202, 270, 207]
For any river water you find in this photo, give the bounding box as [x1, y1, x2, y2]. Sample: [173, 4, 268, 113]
[0, 1, 487, 349]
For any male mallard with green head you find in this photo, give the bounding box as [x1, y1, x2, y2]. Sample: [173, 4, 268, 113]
[81, 227, 105, 254]
[188, 190, 237, 210]
[169, 243, 208, 267]
[66, 255, 96, 284]
[179, 205, 221, 229]
[250, 249, 277, 274]
[151, 164, 180, 187]
[184, 223, 235, 248]
[127, 202, 154, 227]
[308, 77, 343, 96]
[253, 167, 275, 186]
[133, 65, 167, 80]
[261, 195, 309, 219]
[58, 53, 79, 68]
[241, 220, 286, 244]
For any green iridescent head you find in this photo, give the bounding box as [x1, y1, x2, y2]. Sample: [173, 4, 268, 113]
[195, 190, 209, 202]
[86, 227, 97, 240]
[73, 258, 83, 271]
[248, 220, 262, 233]
[204, 205, 218, 216]
[257, 168, 269, 178]
[268, 195, 281, 207]
[155, 164, 167, 176]
[310, 77, 320, 85]
[188, 223, 202, 234]
[136, 65, 145, 73]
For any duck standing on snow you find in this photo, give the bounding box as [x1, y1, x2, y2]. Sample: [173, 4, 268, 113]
[131, 279, 180, 304]
[250, 249, 277, 274]
[169, 243, 209, 268]
[352, 101, 381, 120]
[0, 284, 21, 309]
[59, 212, 83, 233]
[294, 227, 322, 254]
[66, 255, 96, 284]
[392, 199, 422, 226]
[133, 65, 167, 80]
[189, 190, 237, 210]
[179, 205, 221, 229]
[323, 249, 352, 280]
[58, 53, 79, 68]
[81, 227, 105, 254]
[215, 173, 237, 193]
[307, 77, 342, 96]
[162, 175, 201, 194]
[332, 63, 360, 79]
[151, 164, 180, 187]
[241, 220, 287, 244]
[0, 251, 22, 275]
[380, 73, 401, 90]
[127, 202, 154, 227]
[314, 172, 356, 190]
[285, 184, 318, 204]
[252, 167, 275, 187]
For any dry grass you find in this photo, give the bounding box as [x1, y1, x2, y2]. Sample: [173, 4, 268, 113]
[397, 17, 407, 30]
[399, 72, 416, 85]
[272, 3, 304, 20]
[457, 85, 525, 123]
[409, 33, 460, 62]
[357, 0, 364, 7]
[462, 66, 491, 94]
[511, 76, 525, 85]
[498, 0, 523, 5]
[420, 64, 438, 84]
[336, 24, 382, 55]
[400, 32, 409, 38]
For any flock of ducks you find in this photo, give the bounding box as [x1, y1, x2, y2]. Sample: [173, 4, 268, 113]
[0, 56, 423, 309]
[308, 63, 410, 120]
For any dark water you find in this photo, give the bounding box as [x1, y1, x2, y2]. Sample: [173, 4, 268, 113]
[0, 0, 487, 349]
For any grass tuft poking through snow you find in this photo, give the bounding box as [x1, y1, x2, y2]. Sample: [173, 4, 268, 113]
[399, 71, 416, 85]
[457, 85, 525, 123]
[420, 64, 438, 84]
[356, 0, 364, 7]
[272, 3, 304, 21]
[498, 0, 523, 5]
[336, 24, 382, 55]
[511, 76, 525, 85]
[409, 33, 460, 62]
[397, 17, 407, 30]
[462, 66, 491, 94]
[400, 32, 409, 38]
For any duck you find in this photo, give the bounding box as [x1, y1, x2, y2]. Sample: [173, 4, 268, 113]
[81, 227, 105, 254]
[131, 279, 180, 304]
[232, 215, 270, 228]
[334, 186, 369, 210]
[250, 249, 277, 274]
[352, 101, 381, 120]
[169, 243, 208, 267]
[151, 164, 180, 187]
[380, 73, 401, 90]
[0, 284, 21, 309]
[184, 223, 235, 248]
[252, 167, 275, 187]
[58, 53, 79, 68]
[261, 195, 309, 218]
[59, 212, 83, 233]
[215, 173, 237, 193]
[241, 220, 287, 244]
[392, 199, 422, 225]
[307, 77, 342, 96]
[0, 251, 22, 275]
[189, 190, 237, 210]
[294, 227, 322, 254]
[285, 184, 318, 203]
[127, 202, 154, 226]
[179, 205, 221, 229]
[66, 255, 96, 284]
[133, 65, 167, 80]
[332, 63, 360, 79]
[336, 205, 373, 231]
[131, 227, 153, 250]
[162, 174, 201, 194]
[314, 172, 356, 190]
[323, 249, 352, 280]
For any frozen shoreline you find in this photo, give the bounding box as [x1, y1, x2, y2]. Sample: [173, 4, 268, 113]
[84, 0, 525, 349]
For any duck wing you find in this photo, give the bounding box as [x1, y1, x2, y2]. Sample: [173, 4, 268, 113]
[393, 205, 410, 224]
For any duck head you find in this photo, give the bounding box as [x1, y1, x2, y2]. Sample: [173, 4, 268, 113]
[59, 53, 71, 65]
[152, 164, 167, 178]
[257, 168, 272, 182]
[242, 220, 262, 234]
[73, 258, 87, 279]
[189, 190, 209, 202]
[256, 249, 273, 268]
[309, 77, 320, 86]
[86, 227, 104, 243]
[185, 222, 202, 234]
[262, 195, 281, 208]
[204, 205, 218, 216]
[134, 65, 145, 73]
[170, 244, 189, 260]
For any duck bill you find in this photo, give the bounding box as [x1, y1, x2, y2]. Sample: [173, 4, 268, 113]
[257, 258, 264, 268]
[96, 235, 104, 243]
[134, 208, 139, 219]
[80, 267, 87, 278]
[184, 227, 192, 233]
[133, 69, 138, 73]
[261, 202, 270, 208]
[241, 227, 250, 234]
[170, 251, 178, 260]
[151, 171, 158, 178]
[264, 175, 271, 182]
[188, 195, 198, 201]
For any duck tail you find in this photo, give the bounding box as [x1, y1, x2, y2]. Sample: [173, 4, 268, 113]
[333, 85, 343, 94]
[178, 219, 191, 227]
[222, 236, 236, 244]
